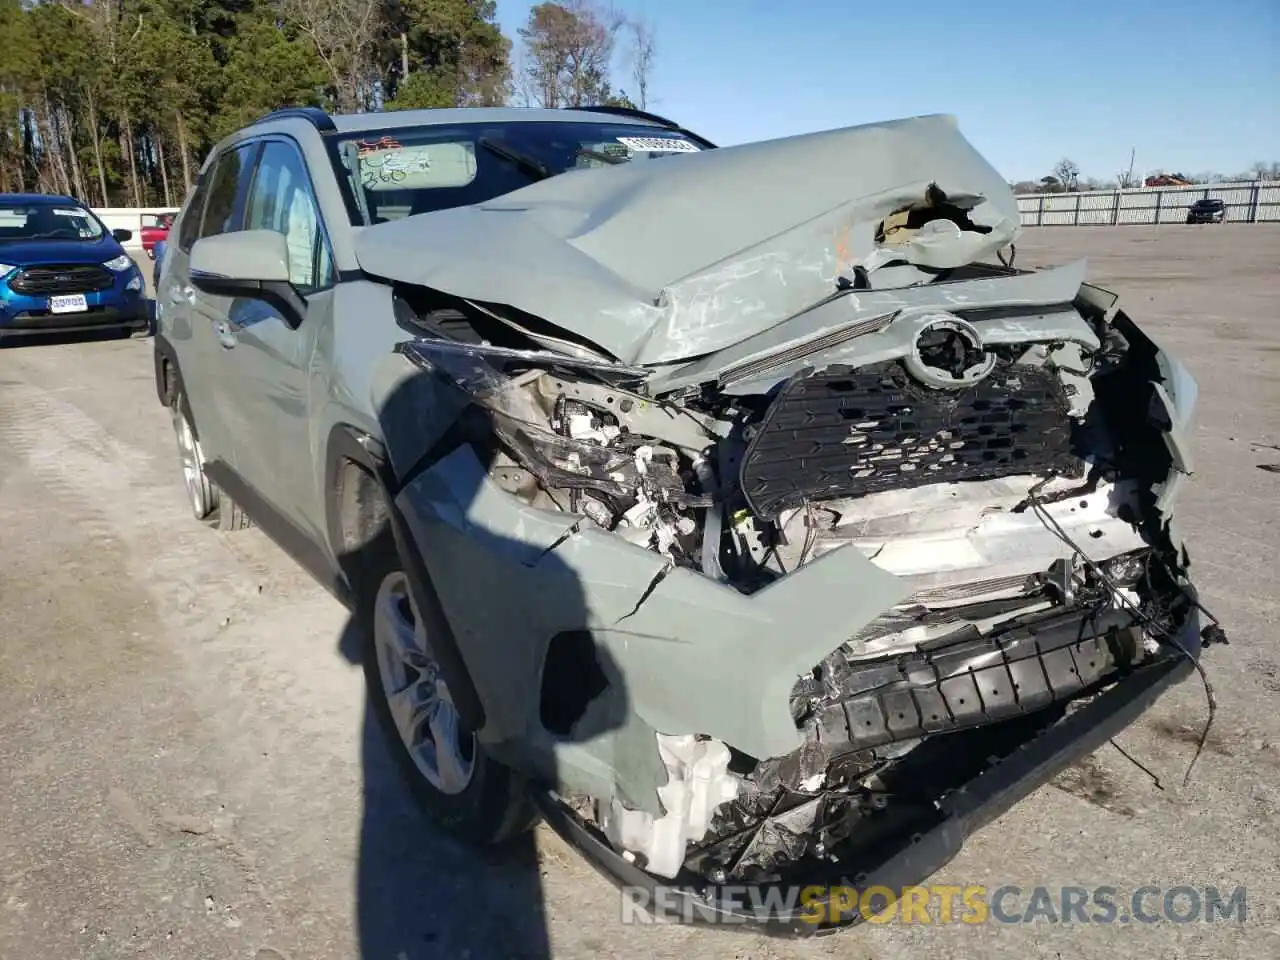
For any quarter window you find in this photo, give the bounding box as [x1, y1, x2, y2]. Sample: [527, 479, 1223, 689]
[244, 140, 334, 294]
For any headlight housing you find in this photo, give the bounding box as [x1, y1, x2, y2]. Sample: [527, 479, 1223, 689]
[0, 263, 14, 278]
[398, 338, 642, 497]
[394, 338, 704, 507]
[103, 254, 134, 272]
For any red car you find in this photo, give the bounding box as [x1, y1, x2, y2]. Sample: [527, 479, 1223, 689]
[140, 213, 174, 259]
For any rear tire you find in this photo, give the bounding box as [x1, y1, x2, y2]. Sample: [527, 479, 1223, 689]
[170, 386, 218, 523]
[215, 495, 254, 532]
[354, 512, 536, 847]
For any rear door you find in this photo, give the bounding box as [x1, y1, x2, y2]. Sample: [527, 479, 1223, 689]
[216, 136, 337, 544]
[168, 142, 261, 471]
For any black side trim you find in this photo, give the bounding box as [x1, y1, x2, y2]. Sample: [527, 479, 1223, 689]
[204, 460, 351, 607]
[151, 334, 202, 440]
[322, 423, 486, 732]
[153, 332, 178, 406]
[535, 650, 1195, 937]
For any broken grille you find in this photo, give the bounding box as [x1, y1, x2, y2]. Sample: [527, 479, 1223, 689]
[739, 361, 1083, 519]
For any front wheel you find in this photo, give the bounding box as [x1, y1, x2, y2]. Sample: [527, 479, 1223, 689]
[358, 532, 536, 846]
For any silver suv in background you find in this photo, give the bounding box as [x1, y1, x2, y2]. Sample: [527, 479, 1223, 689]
[154, 105, 1221, 934]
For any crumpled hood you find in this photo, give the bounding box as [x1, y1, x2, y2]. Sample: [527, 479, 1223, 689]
[354, 113, 1021, 365]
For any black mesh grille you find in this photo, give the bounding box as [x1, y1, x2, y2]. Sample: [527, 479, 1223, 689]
[739, 362, 1083, 519]
[9, 265, 114, 295]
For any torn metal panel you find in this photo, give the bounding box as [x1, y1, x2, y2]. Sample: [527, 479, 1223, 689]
[354, 114, 1021, 365]
[643, 260, 1092, 395]
[392, 447, 673, 812]
[394, 448, 909, 805]
[591, 544, 912, 761]
[370, 350, 476, 481]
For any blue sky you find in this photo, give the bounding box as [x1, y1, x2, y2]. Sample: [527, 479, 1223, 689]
[496, 0, 1279, 182]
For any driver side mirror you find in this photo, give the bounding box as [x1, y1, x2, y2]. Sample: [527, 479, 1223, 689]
[189, 230, 306, 328]
[112, 228, 133, 243]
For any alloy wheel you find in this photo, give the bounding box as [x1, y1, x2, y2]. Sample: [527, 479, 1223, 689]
[372, 571, 477, 795]
[172, 402, 215, 520]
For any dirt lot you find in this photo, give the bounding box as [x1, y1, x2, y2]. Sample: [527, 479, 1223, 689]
[2, 225, 1278, 960]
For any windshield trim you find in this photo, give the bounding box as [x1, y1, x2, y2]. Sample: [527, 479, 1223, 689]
[323, 119, 717, 227]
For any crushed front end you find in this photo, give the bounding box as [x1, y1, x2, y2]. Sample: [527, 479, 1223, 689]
[369, 118, 1220, 934]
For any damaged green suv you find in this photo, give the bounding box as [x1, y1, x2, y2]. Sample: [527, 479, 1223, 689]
[154, 105, 1219, 934]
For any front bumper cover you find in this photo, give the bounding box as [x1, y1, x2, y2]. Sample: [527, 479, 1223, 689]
[535, 601, 1202, 937]
[0, 303, 147, 337]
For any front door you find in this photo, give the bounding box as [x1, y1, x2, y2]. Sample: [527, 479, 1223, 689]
[165, 142, 259, 472]
[217, 137, 337, 545]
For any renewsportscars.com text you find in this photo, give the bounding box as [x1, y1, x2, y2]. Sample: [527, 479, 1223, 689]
[619, 883, 1249, 926]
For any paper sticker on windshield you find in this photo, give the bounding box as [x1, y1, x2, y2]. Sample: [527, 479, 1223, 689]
[616, 136, 700, 153]
[52, 207, 87, 218]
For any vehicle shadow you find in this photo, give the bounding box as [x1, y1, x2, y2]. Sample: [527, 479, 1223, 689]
[333, 366, 630, 959]
[338, 619, 554, 960]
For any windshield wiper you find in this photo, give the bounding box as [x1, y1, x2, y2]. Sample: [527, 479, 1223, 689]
[477, 136, 551, 180]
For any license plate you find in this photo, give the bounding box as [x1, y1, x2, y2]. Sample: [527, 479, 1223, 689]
[49, 294, 88, 314]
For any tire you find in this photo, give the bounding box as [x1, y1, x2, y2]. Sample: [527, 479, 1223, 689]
[215, 495, 254, 532]
[170, 386, 219, 523]
[355, 519, 536, 847]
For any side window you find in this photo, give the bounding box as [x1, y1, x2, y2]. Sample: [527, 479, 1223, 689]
[199, 143, 259, 241]
[243, 140, 334, 295]
[176, 174, 211, 252]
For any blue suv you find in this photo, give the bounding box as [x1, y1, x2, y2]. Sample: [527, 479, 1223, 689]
[0, 193, 148, 340]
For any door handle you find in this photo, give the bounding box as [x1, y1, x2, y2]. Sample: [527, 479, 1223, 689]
[213, 319, 236, 349]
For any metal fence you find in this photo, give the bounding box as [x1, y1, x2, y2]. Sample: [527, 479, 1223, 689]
[1016, 180, 1280, 226]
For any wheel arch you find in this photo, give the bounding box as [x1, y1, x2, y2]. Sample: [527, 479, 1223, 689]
[323, 422, 487, 732]
[153, 334, 199, 437]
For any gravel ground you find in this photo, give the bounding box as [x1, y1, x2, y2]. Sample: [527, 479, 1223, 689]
[1, 225, 1277, 960]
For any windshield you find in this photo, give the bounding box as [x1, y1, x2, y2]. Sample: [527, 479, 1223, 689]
[332, 120, 709, 225]
[0, 202, 105, 242]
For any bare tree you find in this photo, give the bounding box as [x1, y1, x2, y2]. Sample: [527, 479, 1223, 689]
[627, 16, 655, 110]
[277, 0, 383, 112]
[1252, 160, 1280, 180]
[517, 0, 624, 108]
[1051, 157, 1080, 192]
[1115, 147, 1136, 189]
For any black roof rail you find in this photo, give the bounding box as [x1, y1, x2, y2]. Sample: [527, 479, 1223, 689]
[252, 106, 337, 133]
[568, 104, 682, 129]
